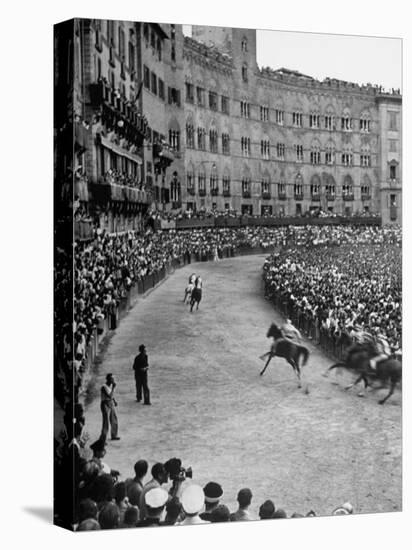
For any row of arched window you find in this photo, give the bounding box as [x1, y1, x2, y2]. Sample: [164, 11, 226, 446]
[185, 170, 372, 196]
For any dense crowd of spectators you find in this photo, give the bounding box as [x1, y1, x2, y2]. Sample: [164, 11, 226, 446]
[103, 168, 144, 189]
[263, 227, 402, 349]
[53, 223, 402, 405]
[54, 409, 354, 530]
[149, 206, 380, 222]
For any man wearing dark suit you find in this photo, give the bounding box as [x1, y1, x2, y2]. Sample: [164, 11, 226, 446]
[133, 344, 151, 405]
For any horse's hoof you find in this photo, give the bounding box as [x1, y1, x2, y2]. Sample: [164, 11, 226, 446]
[378, 400, 385, 405]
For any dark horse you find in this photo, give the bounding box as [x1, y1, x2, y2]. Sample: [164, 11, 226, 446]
[190, 287, 202, 312]
[325, 345, 402, 405]
[260, 323, 310, 387]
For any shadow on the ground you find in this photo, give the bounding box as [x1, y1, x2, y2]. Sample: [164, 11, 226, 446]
[23, 507, 53, 524]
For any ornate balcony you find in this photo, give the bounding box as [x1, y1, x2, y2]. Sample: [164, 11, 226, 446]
[343, 194, 354, 201]
[262, 192, 271, 200]
[199, 189, 206, 197]
[361, 193, 371, 201]
[242, 191, 251, 199]
[89, 79, 148, 144]
[294, 193, 303, 201]
[222, 189, 231, 197]
[311, 194, 320, 201]
[278, 192, 287, 200]
[153, 142, 175, 168]
[211, 187, 219, 196]
[187, 187, 195, 196]
[325, 193, 336, 201]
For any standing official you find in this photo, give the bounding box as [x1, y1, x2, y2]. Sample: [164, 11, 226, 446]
[133, 344, 151, 405]
[100, 373, 120, 441]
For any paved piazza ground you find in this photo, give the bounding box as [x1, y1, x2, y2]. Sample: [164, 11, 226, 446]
[85, 255, 401, 517]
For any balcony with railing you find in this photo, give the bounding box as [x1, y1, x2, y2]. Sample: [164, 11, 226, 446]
[278, 192, 287, 200]
[211, 187, 219, 196]
[310, 194, 320, 202]
[199, 188, 206, 197]
[153, 141, 175, 168]
[242, 190, 251, 199]
[262, 192, 271, 200]
[294, 192, 303, 201]
[222, 189, 231, 197]
[187, 187, 196, 196]
[325, 193, 336, 201]
[89, 78, 148, 144]
[343, 194, 354, 201]
[361, 193, 371, 201]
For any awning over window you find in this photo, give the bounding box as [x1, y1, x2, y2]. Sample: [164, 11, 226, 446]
[100, 135, 143, 165]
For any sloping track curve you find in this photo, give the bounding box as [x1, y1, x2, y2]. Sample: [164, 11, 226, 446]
[85, 255, 401, 517]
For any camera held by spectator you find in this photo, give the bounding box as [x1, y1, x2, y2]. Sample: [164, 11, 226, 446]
[164, 457, 193, 483]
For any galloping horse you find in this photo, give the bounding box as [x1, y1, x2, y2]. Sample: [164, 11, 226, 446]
[190, 276, 202, 313]
[325, 345, 402, 405]
[260, 323, 310, 388]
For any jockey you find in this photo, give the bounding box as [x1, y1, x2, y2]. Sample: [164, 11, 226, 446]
[370, 333, 391, 370]
[271, 319, 300, 355]
[281, 318, 301, 342]
[195, 276, 202, 289]
[189, 273, 196, 285]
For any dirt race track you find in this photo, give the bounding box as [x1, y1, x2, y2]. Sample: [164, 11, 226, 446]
[85, 255, 401, 518]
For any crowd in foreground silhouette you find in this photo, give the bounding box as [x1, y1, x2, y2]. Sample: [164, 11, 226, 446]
[55, 410, 355, 530]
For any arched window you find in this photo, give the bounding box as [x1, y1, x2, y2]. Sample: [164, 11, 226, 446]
[294, 173, 303, 197]
[241, 37, 248, 52]
[170, 171, 181, 203]
[360, 142, 371, 167]
[361, 174, 371, 199]
[341, 107, 353, 131]
[309, 105, 320, 129]
[210, 164, 218, 194]
[310, 139, 321, 165]
[342, 175, 354, 198]
[185, 116, 195, 149]
[310, 174, 321, 198]
[261, 171, 271, 197]
[359, 110, 371, 132]
[168, 119, 180, 152]
[325, 175, 336, 198]
[222, 167, 231, 196]
[186, 163, 195, 195]
[209, 124, 218, 153]
[325, 139, 335, 165]
[198, 166, 206, 195]
[242, 64, 248, 82]
[324, 105, 335, 130]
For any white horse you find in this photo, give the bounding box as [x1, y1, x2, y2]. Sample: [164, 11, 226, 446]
[183, 282, 195, 303]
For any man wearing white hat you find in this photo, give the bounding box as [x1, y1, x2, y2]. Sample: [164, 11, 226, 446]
[178, 485, 209, 525]
[138, 487, 168, 527]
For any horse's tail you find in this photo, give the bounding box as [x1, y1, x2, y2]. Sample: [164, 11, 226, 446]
[300, 346, 309, 366]
[328, 362, 347, 372]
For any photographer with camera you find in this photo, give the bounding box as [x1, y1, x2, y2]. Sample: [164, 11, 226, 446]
[100, 373, 120, 442]
[164, 458, 193, 500]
